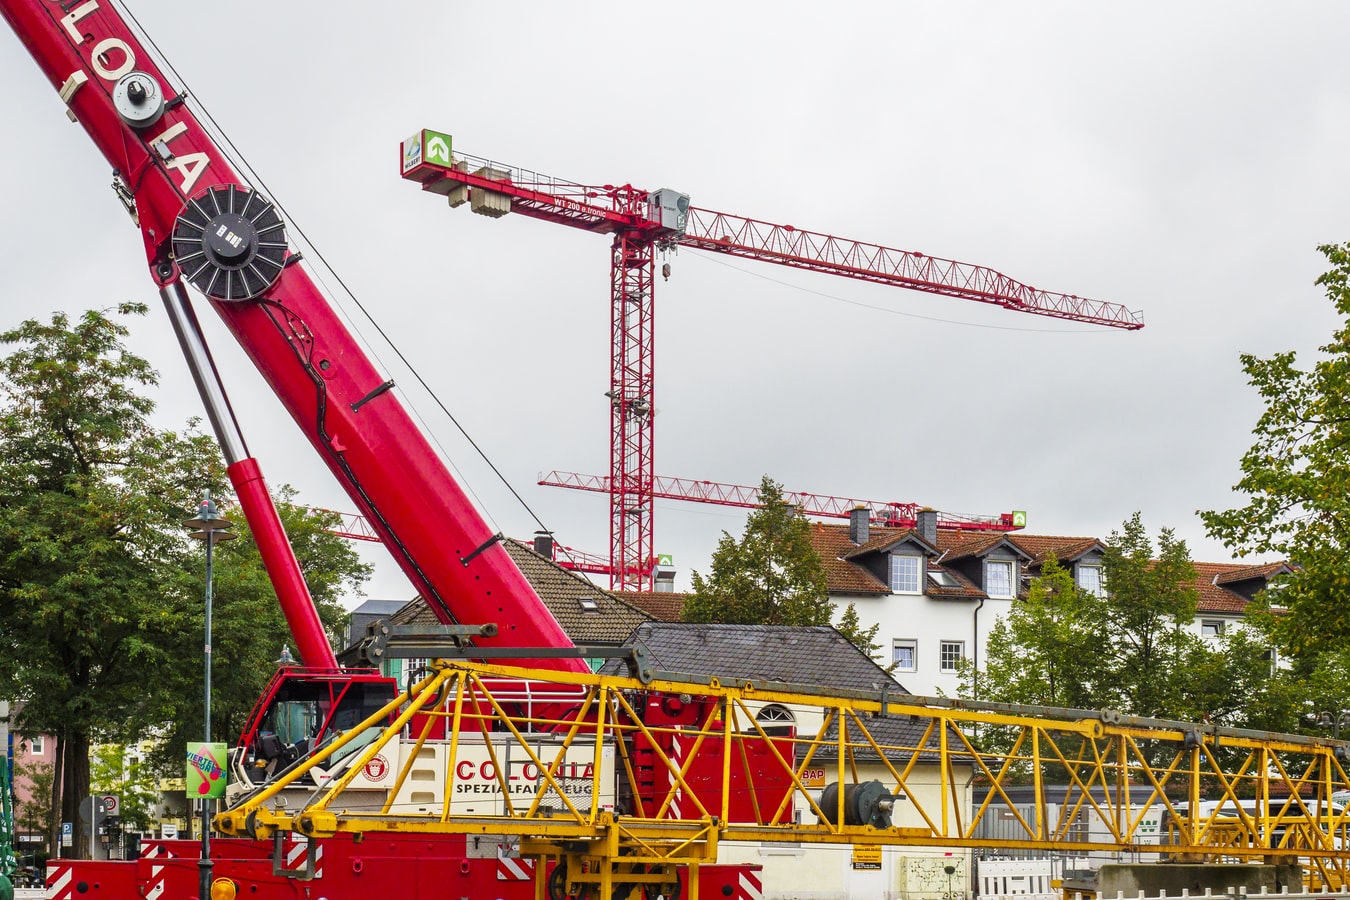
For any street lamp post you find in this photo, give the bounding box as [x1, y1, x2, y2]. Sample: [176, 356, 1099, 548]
[182, 493, 234, 900]
[1318, 710, 1350, 740]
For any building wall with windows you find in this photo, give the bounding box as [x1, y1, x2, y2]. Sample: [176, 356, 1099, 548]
[811, 515, 1288, 698]
[9, 718, 57, 859]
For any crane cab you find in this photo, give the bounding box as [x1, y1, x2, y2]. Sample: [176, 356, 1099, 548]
[228, 665, 397, 800]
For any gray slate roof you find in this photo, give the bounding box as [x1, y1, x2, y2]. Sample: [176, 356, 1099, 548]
[600, 622, 905, 692]
[597, 622, 964, 765]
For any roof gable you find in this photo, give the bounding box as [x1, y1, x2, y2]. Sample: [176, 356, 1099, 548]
[940, 532, 1033, 564]
[372, 539, 654, 644]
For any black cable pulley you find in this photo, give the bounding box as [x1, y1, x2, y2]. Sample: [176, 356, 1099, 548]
[172, 183, 287, 301]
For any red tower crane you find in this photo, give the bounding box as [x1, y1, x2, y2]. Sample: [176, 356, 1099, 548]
[540, 470, 1024, 531]
[400, 130, 1143, 590]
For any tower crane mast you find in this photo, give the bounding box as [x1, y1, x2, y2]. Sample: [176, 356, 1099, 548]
[401, 134, 1143, 590]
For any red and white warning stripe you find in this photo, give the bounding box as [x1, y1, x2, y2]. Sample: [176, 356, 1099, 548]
[143, 865, 167, 900]
[280, 834, 324, 878]
[46, 862, 75, 900]
[140, 842, 179, 859]
[496, 847, 535, 881]
[738, 869, 764, 900]
[668, 734, 684, 819]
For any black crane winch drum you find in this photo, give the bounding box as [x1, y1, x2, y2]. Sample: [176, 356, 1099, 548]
[172, 184, 287, 301]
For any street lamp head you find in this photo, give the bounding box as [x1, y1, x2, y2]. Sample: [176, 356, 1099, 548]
[183, 493, 235, 540]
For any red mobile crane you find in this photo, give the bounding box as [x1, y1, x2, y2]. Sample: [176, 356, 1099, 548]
[0, 2, 583, 672]
[0, 4, 763, 899]
[400, 133, 1143, 590]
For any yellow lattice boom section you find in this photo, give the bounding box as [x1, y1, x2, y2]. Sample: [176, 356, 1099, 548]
[216, 658, 1350, 895]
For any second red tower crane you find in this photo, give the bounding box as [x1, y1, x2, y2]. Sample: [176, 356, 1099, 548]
[400, 130, 1143, 590]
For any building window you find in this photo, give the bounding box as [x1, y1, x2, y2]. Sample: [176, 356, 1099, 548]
[889, 555, 922, 594]
[26, 736, 43, 756]
[756, 704, 796, 737]
[940, 641, 965, 673]
[1201, 620, 1225, 638]
[892, 639, 917, 672]
[985, 560, 1014, 598]
[1077, 564, 1104, 597]
[929, 570, 956, 587]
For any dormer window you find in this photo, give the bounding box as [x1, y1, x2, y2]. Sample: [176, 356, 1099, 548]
[890, 555, 922, 594]
[1077, 564, 1104, 597]
[985, 560, 1014, 598]
[578, 597, 600, 614]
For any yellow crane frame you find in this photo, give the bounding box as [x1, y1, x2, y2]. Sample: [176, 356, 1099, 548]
[218, 658, 1350, 898]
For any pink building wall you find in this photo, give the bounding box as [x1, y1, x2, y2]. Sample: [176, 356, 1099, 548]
[12, 731, 56, 812]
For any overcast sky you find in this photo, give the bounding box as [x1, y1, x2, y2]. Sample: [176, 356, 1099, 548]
[2, 2, 1348, 606]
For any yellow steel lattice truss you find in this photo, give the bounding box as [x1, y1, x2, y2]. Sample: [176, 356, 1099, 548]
[216, 659, 1350, 896]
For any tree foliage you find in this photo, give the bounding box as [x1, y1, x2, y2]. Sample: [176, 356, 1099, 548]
[968, 513, 1276, 731]
[0, 306, 369, 854]
[151, 493, 369, 769]
[1201, 243, 1350, 659]
[90, 744, 158, 833]
[834, 601, 883, 658]
[970, 557, 1112, 710]
[0, 305, 220, 855]
[683, 476, 834, 627]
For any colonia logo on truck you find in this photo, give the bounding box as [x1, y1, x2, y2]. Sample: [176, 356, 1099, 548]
[54, 0, 211, 193]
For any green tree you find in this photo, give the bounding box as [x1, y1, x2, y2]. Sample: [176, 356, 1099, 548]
[969, 513, 1274, 728]
[683, 476, 834, 627]
[0, 305, 222, 857]
[0, 306, 370, 855]
[1201, 243, 1350, 659]
[90, 743, 158, 835]
[963, 557, 1112, 709]
[1098, 513, 1200, 718]
[834, 602, 883, 658]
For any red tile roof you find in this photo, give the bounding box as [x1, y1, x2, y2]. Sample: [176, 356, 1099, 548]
[617, 591, 688, 622]
[1191, 561, 1292, 614]
[1214, 561, 1293, 586]
[809, 522, 889, 594]
[1006, 535, 1103, 566]
[810, 521, 1288, 614]
[936, 532, 1009, 559]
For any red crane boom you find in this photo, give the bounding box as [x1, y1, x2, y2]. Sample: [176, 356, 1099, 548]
[0, 7, 583, 671]
[402, 133, 1142, 591]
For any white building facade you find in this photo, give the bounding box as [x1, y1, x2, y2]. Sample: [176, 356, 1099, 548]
[813, 509, 1286, 698]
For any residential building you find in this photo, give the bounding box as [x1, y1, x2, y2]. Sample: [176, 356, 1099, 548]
[5, 703, 55, 862]
[810, 510, 1289, 697]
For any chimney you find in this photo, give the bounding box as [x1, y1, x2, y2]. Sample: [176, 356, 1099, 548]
[533, 530, 554, 559]
[917, 508, 938, 544]
[848, 506, 870, 545]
